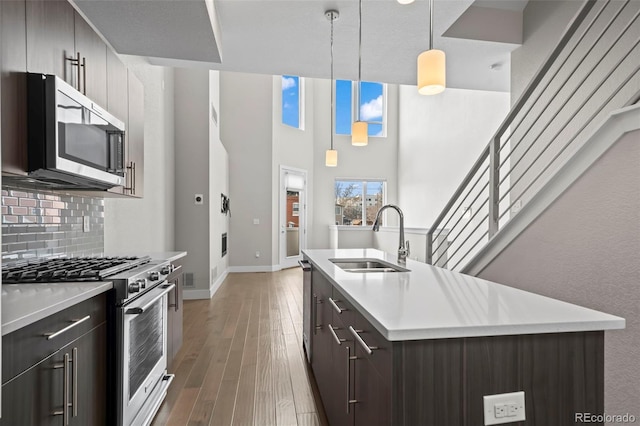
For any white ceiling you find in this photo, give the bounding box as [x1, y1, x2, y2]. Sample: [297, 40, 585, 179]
[73, 0, 530, 92]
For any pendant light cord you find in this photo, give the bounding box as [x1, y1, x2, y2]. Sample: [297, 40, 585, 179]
[330, 13, 335, 150]
[429, 0, 434, 50]
[357, 0, 362, 122]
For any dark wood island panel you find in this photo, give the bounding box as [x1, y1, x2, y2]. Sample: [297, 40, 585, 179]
[392, 331, 603, 426]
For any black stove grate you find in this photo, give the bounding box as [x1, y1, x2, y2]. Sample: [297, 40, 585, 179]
[2, 256, 150, 284]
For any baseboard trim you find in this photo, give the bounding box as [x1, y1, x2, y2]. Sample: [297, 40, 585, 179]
[183, 269, 229, 300]
[183, 288, 211, 300]
[209, 269, 228, 297]
[228, 265, 281, 273]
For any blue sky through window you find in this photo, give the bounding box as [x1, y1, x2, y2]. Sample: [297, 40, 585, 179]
[336, 80, 384, 136]
[282, 75, 300, 128]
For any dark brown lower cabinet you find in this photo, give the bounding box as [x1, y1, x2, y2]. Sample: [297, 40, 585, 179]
[308, 265, 605, 426]
[1, 294, 107, 426]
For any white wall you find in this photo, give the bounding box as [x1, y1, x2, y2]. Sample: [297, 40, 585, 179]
[220, 72, 274, 270]
[104, 64, 175, 252]
[397, 86, 509, 228]
[209, 70, 230, 288]
[271, 76, 315, 266]
[311, 79, 400, 250]
[174, 67, 210, 292]
[510, 0, 582, 105]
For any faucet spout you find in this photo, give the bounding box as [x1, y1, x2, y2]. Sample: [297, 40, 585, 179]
[372, 204, 410, 264]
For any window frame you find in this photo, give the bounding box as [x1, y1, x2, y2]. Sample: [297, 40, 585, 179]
[281, 75, 305, 130]
[352, 81, 386, 137]
[334, 178, 387, 227]
[335, 80, 387, 138]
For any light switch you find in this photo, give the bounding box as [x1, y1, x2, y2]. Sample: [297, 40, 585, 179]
[253, 218, 260, 225]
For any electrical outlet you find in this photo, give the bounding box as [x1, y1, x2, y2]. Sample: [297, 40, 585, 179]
[483, 391, 525, 425]
[507, 403, 523, 417]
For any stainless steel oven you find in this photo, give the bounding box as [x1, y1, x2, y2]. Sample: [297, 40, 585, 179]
[115, 270, 175, 426]
[107, 260, 176, 426]
[2, 256, 177, 426]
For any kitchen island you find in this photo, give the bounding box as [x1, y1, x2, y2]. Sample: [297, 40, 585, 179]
[302, 248, 624, 426]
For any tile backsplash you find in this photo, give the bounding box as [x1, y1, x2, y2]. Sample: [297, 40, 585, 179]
[2, 185, 104, 261]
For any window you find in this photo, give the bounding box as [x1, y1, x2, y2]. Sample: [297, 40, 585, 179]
[334, 179, 386, 226]
[335, 80, 386, 137]
[281, 75, 304, 129]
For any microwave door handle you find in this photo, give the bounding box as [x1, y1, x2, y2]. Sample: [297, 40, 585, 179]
[125, 283, 175, 315]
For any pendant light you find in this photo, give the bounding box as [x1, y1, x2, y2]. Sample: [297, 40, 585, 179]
[351, 0, 368, 146]
[417, 0, 446, 95]
[325, 10, 339, 167]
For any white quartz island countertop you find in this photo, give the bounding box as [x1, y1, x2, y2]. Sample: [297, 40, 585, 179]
[302, 248, 625, 341]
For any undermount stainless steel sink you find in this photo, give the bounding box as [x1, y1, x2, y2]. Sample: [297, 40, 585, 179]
[329, 258, 410, 273]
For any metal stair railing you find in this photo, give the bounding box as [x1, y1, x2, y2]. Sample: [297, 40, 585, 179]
[427, 0, 640, 271]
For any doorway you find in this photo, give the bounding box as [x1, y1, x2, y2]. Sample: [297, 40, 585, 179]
[280, 166, 307, 269]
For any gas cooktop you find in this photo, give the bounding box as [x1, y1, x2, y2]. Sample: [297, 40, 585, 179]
[2, 256, 151, 284]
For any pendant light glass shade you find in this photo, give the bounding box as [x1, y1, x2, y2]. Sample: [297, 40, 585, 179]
[417, 49, 446, 95]
[325, 149, 338, 167]
[397, 0, 415, 3]
[351, 121, 368, 146]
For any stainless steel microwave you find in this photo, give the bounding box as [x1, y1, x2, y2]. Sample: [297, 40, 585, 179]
[27, 73, 126, 189]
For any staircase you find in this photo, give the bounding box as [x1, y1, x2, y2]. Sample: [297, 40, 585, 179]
[426, 0, 640, 273]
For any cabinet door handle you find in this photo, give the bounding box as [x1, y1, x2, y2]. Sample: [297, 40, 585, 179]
[52, 353, 70, 425]
[66, 51, 81, 91]
[81, 56, 86, 95]
[132, 162, 136, 194]
[328, 324, 345, 346]
[44, 315, 91, 340]
[72, 347, 78, 417]
[328, 297, 346, 314]
[349, 326, 378, 355]
[313, 295, 323, 334]
[346, 345, 358, 413]
[125, 161, 136, 194]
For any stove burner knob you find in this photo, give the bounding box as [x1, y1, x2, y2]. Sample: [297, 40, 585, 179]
[149, 271, 160, 281]
[160, 264, 174, 275]
[137, 278, 147, 289]
[128, 282, 141, 293]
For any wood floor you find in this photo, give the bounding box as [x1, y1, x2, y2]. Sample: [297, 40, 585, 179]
[151, 268, 328, 426]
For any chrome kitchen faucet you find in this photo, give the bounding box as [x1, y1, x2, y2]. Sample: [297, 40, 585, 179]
[372, 204, 410, 264]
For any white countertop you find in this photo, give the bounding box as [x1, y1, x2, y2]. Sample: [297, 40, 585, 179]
[303, 248, 625, 341]
[2, 281, 113, 335]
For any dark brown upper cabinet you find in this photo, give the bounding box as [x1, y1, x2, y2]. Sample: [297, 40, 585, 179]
[1, 0, 28, 176]
[73, 11, 107, 108]
[26, 0, 76, 86]
[3, 0, 145, 197]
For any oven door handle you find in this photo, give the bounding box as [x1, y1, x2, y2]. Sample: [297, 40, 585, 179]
[125, 283, 175, 315]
